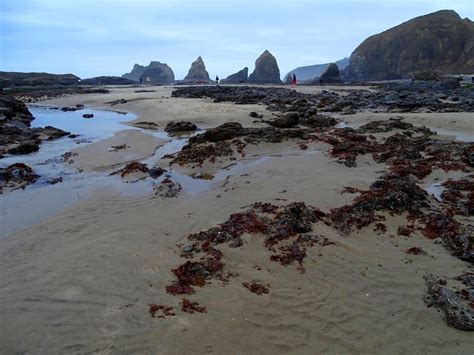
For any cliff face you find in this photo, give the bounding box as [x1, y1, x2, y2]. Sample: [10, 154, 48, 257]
[344, 10, 474, 81]
[0, 72, 79, 87]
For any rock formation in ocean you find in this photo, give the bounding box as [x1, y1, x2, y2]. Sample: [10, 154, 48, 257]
[248, 50, 282, 84]
[122, 62, 175, 84]
[80, 76, 136, 85]
[183, 57, 210, 82]
[122, 64, 147, 82]
[285, 58, 349, 83]
[318, 63, 343, 83]
[221, 67, 248, 84]
[344, 10, 474, 80]
[0, 72, 80, 87]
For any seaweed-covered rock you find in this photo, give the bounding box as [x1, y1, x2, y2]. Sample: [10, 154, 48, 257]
[424, 274, 474, 331]
[164, 121, 197, 133]
[0, 163, 39, 193]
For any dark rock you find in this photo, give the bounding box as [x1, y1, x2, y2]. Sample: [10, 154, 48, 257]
[165, 121, 197, 133]
[149, 167, 167, 179]
[60, 106, 77, 112]
[248, 50, 282, 84]
[424, 274, 474, 331]
[106, 99, 127, 106]
[82, 113, 94, 118]
[300, 115, 337, 128]
[35, 126, 70, 140]
[7, 141, 39, 155]
[0, 163, 39, 193]
[269, 112, 299, 128]
[344, 10, 474, 80]
[203, 122, 244, 142]
[79, 76, 136, 85]
[249, 111, 259, 118]
[153, 178, 182, 198]
[184, 56, 210, 82]
[221, 67, 248, 84]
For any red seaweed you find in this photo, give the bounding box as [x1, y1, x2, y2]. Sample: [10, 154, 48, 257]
[242, 281, 270, 295]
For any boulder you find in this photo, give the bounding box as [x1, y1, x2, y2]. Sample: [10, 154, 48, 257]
[184, 56, 210, 82]
[344, 10, 474, 80]
[221, 67, 248, 84]
[269, 112, 300, 128]
[165, 121, 197, 133]
[248, 50, 282, 84]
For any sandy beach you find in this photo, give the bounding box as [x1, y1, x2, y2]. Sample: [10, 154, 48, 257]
[0, 85, 473, 354]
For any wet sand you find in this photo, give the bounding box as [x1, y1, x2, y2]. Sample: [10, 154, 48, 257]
[0, 85, 473, 354]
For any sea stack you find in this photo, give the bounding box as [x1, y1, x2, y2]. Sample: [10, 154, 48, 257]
[344, 10, 474, 80]
[122, 62, 175, 84]
[184, 56, 210, 82]
[221, 67, 248, 84]
[318, 63, 343, 83]
[248, 50, 282, 84]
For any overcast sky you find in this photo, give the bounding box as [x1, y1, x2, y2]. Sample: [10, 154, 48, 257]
[1, 0, 472, 79]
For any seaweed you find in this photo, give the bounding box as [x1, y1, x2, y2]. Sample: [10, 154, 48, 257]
[180, 299, 207, 314]
[111, 161, 149, 177]
[148, 304, 175, 318]
[242, 281, 270, 295]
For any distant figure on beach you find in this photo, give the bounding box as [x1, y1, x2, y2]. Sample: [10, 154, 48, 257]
[139, 78, 143, 84]
[215, 76, 219, 84]
[319, 78, 323, 85]
[146, 76, 150, 85]
[291, 73, 297, 86]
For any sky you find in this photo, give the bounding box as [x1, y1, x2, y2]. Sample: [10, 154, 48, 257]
[1, 0, 473, 80]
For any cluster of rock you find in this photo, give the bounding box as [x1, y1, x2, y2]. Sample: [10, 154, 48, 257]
[122, 61, 175, 84]
[344, 10, 474, 80]
[171, 79, 474, 114]
[79, 76, 136, 85]
[0, 92, 70, 157]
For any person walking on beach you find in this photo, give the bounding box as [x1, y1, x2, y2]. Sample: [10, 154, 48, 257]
[215, 76, 219, 85]
[291, 73, 297, 86]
